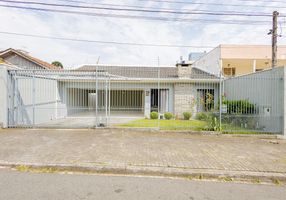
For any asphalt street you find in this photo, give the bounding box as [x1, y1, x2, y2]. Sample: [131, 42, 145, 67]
[0, 168, 285, 200]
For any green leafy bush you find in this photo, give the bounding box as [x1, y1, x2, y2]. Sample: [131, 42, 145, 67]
[183, 112, 192, 120]
[196, 112, 208, 121]
[209, 117, 221, 131]
[150, 112, 159, 120]
[223, 100, 257, 114]
[204, 116, 221, 131]
[164, 112, 173, 120]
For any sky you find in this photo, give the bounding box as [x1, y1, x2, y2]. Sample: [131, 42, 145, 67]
[0, 0, 286, 69]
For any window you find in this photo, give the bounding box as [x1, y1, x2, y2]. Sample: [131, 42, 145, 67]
[223, 67, 236, 76]
[197, 89, 215, 112]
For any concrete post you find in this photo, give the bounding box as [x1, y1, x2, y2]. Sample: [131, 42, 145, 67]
[0, 65, 8, 128]
[282, 66, 286, 139]
[253, 60, 256, 73]
[144, 89, 151, 118]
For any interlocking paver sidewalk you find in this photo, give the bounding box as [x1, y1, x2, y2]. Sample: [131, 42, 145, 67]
[0, 129, 285, 177]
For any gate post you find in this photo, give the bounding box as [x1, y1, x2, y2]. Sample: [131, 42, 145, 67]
[282, 66, 286, 138]
[108, 77, 111, 126]
[105, 76, 108, 126]
[219, 71, 222, 131]
[157, 67, 160, 130]
[95, 69, 98, 128]
[0, 65, 8, 128]
[32, 71, 35, 127]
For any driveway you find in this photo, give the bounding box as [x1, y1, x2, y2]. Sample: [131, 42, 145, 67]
[37, 111, 143, 128]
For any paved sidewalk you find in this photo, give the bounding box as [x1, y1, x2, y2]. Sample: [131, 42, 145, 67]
[0, 129, 286, 181]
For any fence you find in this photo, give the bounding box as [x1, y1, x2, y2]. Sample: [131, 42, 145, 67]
[223, 67, 284, 133]
[3, 66, 285, 134]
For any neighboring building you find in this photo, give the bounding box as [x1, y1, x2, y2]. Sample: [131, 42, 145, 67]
[192, 45, 286, 77]
[188, 52, 206, 62]
[0, 48, 59, 70]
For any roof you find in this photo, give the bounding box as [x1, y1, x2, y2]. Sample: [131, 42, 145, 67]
[0, 48, 60, 70]
[76, 64, 218, 79]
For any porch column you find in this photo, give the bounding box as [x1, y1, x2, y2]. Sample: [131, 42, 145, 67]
[144, 89, 151, 118]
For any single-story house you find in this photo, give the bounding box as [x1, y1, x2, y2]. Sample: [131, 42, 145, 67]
[0, 61, 220, 128]
[74, 63, 219, 118]
[0, 49, 285, 137]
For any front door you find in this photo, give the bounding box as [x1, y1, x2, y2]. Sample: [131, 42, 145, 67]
[151, 89, 169, 113]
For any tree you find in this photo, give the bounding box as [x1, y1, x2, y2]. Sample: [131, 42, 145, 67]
[51, 61, 63, 69]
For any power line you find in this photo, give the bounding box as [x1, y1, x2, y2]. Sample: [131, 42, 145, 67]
[137, 0, 286, 9]
[238, 0, 286, 3]
[57, 0, 286, 4]
[0, 4, 273, 25]
[0, 30, 216, 48]
[55, 0, 280, 15]
[0, 0, 276, 17]
[1, 31, 282, 49]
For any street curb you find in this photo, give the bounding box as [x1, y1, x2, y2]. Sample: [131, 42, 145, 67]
[0, 128, 281, 140]
[1, 162, 286, 184]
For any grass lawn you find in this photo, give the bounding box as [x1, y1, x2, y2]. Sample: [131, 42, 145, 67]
[117, 119, 208, 131]
[117, 119, 272, 134]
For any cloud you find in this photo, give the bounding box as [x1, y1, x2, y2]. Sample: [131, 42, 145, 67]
[0, 0, 285, 68]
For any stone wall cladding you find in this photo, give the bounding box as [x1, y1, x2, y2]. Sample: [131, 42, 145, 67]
[174, 83, 196, 118]
[177, 65, 192, 78]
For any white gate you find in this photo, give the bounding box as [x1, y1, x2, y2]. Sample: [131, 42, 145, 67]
[7, 70, 111, 128]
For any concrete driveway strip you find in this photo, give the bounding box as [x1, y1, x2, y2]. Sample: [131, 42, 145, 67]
[0, 129, 286, 181]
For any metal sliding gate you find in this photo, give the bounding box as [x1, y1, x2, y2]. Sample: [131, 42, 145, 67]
[7, 70, 111, 128]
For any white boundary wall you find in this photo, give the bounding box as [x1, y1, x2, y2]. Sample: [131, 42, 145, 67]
[224, 66, 285, 135]
[0, 66, 8, 128]
[283, 67, 286, 138]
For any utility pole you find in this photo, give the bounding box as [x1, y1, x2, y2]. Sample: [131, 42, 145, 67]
[271, 11, 279, 68]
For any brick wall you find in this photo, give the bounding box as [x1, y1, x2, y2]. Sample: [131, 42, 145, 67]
[177, 64, 192, 78]
[174, 83, 196, 118]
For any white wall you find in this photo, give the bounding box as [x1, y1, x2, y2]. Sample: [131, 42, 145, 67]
[0, 66, 8, 128]
[224, 67, 284, 133]
[192, 47, 221, 75]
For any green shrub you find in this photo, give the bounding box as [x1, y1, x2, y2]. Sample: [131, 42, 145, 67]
[223, 100, 257, 114]
[164, 112, 173, 120]
[183, 112, 192, 120]
[209, 117, 221, 131]
[196, 112, 208, 121]
[204, 116, 221, 131]
[150, 111, 159, 120]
